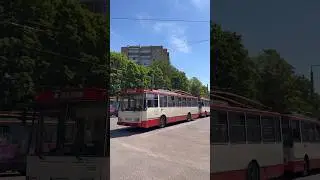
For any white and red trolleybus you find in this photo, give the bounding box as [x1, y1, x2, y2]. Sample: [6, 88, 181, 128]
[0, 111, 34, 174]
[0, 111, 76, 175]
[211, 103, 320, 180]
[26, 88, 109, 180]
[117, 89, 210, 128]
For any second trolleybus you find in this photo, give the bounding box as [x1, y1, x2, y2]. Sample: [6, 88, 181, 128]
[211, 102, 320, 180]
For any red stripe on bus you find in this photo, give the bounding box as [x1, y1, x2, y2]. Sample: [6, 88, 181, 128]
[284, 159, 320, 173]
[117, 113, 203, 128]
[211, 164, 284, 180]
[211, 159, 320, 180]
[310, 158, 320, 170]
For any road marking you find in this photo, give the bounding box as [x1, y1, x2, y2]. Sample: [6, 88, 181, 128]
[113, 140, 210, 172]
[139, 118, 209, 138]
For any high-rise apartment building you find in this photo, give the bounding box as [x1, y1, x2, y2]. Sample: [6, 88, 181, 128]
[121, 46, 170, 66]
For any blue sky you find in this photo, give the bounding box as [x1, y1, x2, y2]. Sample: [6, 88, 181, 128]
[111, 0, 210, 89]
[211, 0, 320, 92]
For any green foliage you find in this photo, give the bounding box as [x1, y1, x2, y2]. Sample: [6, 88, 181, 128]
[0, 0, 107, 110]
[110, 52, 209, 98]
[212, 22, 320, 116]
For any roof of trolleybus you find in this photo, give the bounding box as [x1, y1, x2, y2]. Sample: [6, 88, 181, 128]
[211, 103, 281, 116]
[35, 87, 107, 103]
[122, 88, 200, 98]
[212, 102, 320, 124]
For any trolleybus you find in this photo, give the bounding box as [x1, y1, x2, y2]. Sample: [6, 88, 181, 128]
[211, 102, 320, 180]
[26, 88, 109, 180]
[117, 89, 210, 128]
[0, 111, 34, 174]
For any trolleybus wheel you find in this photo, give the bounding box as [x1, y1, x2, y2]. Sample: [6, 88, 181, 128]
[159, 115, 166, 128]
[187, 113, 192, 121]
[247, 161, 260, 180]
[302, 155, 310, 177]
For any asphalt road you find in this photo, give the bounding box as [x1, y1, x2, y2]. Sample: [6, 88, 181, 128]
[295, 173, 320, 180]
[110, 117, 210, 180]
[0, 117, 210, 180]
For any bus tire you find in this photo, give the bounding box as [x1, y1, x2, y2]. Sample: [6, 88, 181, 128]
[205, 111, 208, 117]
[159, 115, 166, 128]
[247, 160, 260, 180]
[302, 155, 310, 176]
[187, 112, 192, 121]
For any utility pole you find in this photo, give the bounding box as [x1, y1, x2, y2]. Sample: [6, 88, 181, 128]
[310, 65, 320, 99]
[311, 65, 314, 99]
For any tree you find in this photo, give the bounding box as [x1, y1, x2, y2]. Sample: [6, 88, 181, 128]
[171, 70, 189, 92]
[211, 23, 257, 98]
[212, 22, 320, 117]
[0, 0, 108, 109]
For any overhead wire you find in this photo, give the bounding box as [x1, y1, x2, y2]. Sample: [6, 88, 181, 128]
[111, 17, 209, 23]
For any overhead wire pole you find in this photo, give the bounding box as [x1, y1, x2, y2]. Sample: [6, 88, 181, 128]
[310, 65, 320, 114]
[310, 65, 320, 99]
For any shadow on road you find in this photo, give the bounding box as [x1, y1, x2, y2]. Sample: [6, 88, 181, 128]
[110, 127, 156, 138]
[110, 120, 189, 138]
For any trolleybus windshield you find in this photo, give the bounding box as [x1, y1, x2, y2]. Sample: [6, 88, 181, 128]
[120, 94, 145, 111]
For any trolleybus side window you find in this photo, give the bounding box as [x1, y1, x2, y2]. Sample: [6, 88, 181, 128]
[246, 114, 261, 143]
[311, 122, 317, 142]
[261, 116, 276, 143]
[274, 116, 281, 142]
[281, 117, 292, 146]
[291, 120, 301, 142]
[315, 124, 320, 142]
[229, 112, 246, 143]
[160, 95, 168, 107]
[205, 100, 209, 107]
[311, 123, 317, 143]
[147, 93, 158, 108]
[182, 97, 186, 107]
[168, 96, 174, 107]
[192, 98, 197, 107]
[302, 121, 315, 143]
[177, 97, 182, 107]
[212, 110, 229, 143]
[186, 98, 191, 107]
[0, 126, 10, 144]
